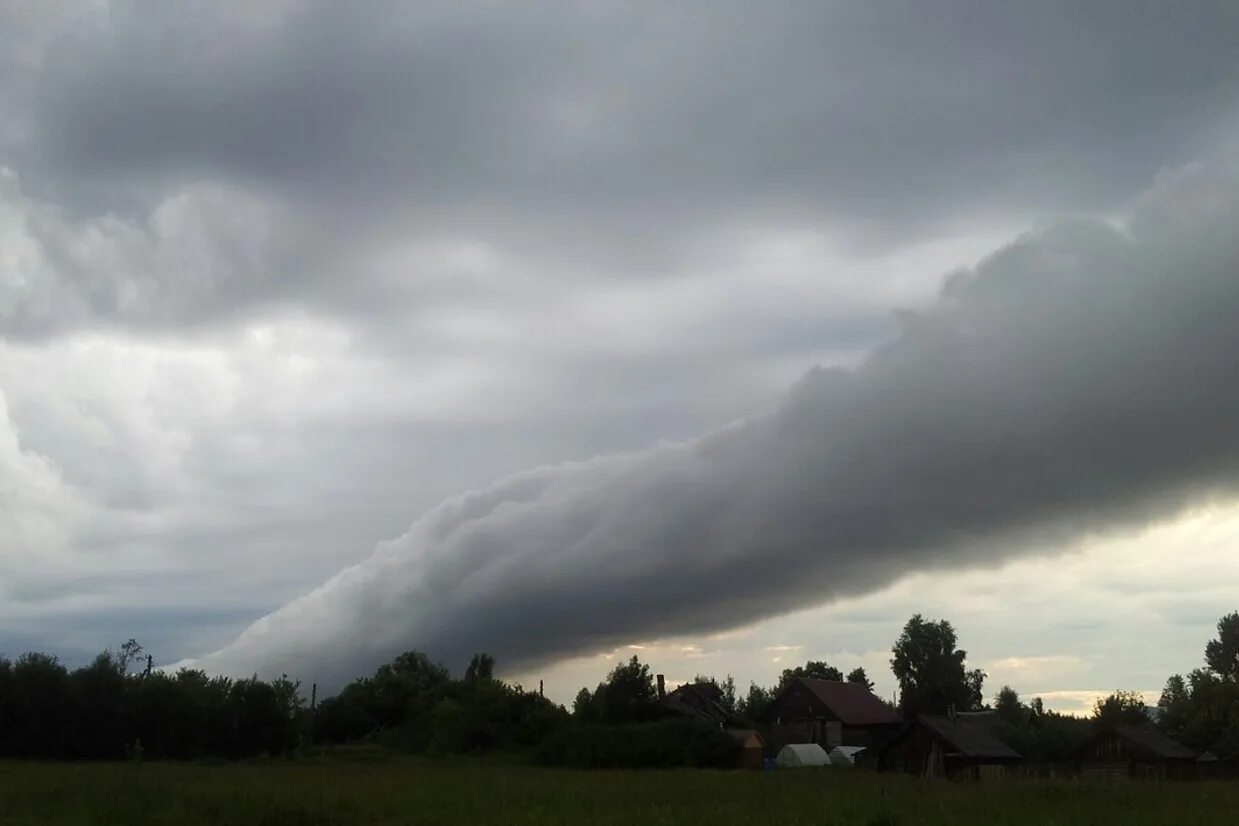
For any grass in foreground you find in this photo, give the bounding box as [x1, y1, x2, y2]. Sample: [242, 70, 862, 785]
[1, 755, 1237, 825]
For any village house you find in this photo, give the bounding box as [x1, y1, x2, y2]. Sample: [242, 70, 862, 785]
[874, 714, 1023, 780]
[757, 678, 901, 750]
[654, 676, 735, 726]
[1077, 725, 1197, 780]
[654, 677, 765, 770]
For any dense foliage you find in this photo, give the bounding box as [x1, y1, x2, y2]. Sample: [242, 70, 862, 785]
[0, 645, 304, 760]
[1092, 689, 1150, 728]
[571, 656, 660, 725]
[312, 651, 568, 754]
[535, 719, 741, 769]
[1157, 612, 1239, 758]
[987, 687, 1093, 767]
[891, 614, 986, 715]
[6, 608, 1237, 769]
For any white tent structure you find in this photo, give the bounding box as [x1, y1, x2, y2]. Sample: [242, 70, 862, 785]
[775, 743, 830, 768]
[828, 745, 866, 766]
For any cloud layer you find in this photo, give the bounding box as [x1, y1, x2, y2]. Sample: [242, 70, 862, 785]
[3, 3, 1238, 697]
[5, 1, 1238, 338]
[187, 165, 1239, 687]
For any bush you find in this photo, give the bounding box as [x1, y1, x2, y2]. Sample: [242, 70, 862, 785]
[534, 719, 742, 769]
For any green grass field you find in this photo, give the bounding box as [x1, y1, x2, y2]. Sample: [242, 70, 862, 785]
[2, 756, 1236, 825]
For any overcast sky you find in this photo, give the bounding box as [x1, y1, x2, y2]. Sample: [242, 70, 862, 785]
[3, 1, 1239, 713]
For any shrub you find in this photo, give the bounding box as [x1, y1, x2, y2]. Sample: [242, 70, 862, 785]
[534, 719, 742, 769]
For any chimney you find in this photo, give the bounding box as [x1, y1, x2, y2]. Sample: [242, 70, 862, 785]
[947, 703, 957, 721]
[656, 674, 666, 699]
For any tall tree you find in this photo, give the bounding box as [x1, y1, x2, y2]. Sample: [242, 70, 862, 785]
[846, 667, 875, 691]
[777, 660, 844, 689]
[1156, 674, 1191, 737]
[117, 639, 144, 674]
[464, 653, 496, 683]
[1205, 612, 1239, 681]
[1091, 690, 1148, 727]
[890, 614, 985, 715]
[738, 682, 773, 721]
[572, 687, 596, 722]
[591, 656, 657, 724]
[1153, 611, 1239, 756]
[994, 685, 1024, 723]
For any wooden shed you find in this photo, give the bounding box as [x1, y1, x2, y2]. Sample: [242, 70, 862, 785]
[1078, 725, 1197, 780]
[874, 714, 1022, 780]
[758, 678, 901, 750]
[726, 729, 766, 770]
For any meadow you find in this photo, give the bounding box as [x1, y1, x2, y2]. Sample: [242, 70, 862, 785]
[2, 755, 1237, 826]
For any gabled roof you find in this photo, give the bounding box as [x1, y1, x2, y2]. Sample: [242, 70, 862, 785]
[917, 715, 1022, 760]
[726, 729, 764, 748]
[658, 681, 735, 725]
[1110, 725, 1197, 760]
[796, 679, 901, 726]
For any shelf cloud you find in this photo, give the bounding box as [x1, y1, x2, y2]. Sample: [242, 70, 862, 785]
[186, 164, 1239, 687]
[4, 2, 1238, 698]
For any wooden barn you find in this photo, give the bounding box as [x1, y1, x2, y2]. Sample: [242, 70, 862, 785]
[1078, 725, 1197, 780]
[655, 678, 735, 726]
[874, 714, 1023, 780]
[758, 678, 901, 750]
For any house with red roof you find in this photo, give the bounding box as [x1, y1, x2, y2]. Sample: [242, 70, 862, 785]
[757, 677, 901, 750]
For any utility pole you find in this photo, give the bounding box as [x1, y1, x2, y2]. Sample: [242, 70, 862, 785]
[309, 682, 318, 745]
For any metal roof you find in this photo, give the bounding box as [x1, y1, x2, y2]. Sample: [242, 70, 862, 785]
[1110, 725, 1197, 760]
[796, 678, 902, 726]
[658, 681, 735, 725]
[916, 714, 1022, 760]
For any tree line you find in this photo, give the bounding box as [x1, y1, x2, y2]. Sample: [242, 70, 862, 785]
[2, 611, 1236, 765]
[0, 641, 302, 760]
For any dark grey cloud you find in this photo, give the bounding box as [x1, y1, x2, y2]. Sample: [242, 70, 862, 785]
[28, 1, 1236, 218]
[3, 1, 1237, 337]
[4, 0, 1239, 694]
[186, 164, 1239, 687]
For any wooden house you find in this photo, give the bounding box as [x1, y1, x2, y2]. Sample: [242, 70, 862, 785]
[1078, 725, 1197, 780]
[655, 679, 735, 726]
[874, 714, 1023, 780]
[654, 679, 765, 770]
[758, 678, 901, 750]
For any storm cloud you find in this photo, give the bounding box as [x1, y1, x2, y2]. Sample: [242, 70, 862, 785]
[187, 164, 1239, 687]
[3, 2, 1239, 697]
[4, 1, 1238, 337]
